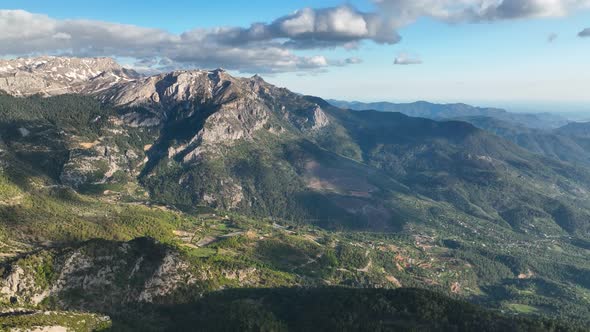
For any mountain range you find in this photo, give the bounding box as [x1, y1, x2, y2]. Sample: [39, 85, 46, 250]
[0, 57, 589, 331]
[328, 99, 570, 129]
[450, 116, 590, 166]
[330, 99, 590, 168]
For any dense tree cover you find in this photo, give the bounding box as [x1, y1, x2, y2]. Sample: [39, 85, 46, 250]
[326, 100, 568, 130]
[108, 287, 580, 331]
[451, 116, 590, 167]
[321, 102, 590, 236]
[0, 94, 110, 138]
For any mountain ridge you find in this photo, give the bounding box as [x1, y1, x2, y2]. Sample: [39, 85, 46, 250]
[451, 116, 590, 166]
[328, 99, 570, 129]
[0, 56, 141, 97]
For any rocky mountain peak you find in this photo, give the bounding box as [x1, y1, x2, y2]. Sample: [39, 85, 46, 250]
[101, 69, 240, 109]
[0, 57, 331, 157]
[250, 74, 265, 82]
[0, 56, 140, 97]
[0, 56, 126, 75]
[0, 56, 282, 109]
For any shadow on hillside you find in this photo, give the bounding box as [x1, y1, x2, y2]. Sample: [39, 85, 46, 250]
[136, 102, 221, 178]
[102, 287, 567, 332]
[0, 119, 70, 183]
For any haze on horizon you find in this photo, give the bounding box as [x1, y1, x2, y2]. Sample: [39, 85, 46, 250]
[1, 0, 589, 111]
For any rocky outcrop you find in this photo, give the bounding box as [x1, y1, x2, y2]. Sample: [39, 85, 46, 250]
[60, 138, 142, 188]
[177, 99, 271, 164]
[289, 105, 330, 133]
[0, 239, 197, 310]
[101, 70, 227, 109]
[1, 266, 35, 302]
[138, 252, 197, 302]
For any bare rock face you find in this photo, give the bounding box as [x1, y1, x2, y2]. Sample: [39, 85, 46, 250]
[289, 105, 330, 133]
[108, 69, 277, 164]
[102, 69, 274, 132]
[60, 138, 142, 188]
[138, 252, 197, 302]
[175, 99, 272, 165]
[96, 71, 270, 170]
[0, 266, 36, 302]
[107, 68, 330, 149]
[102, 70, 225, 109]
[0, 56, 140, 97]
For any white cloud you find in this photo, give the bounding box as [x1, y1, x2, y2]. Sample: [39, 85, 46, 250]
[315, 7, 369, 36]
[394, 53, 423, 65]
[280, 8, 316, 36]
[0, 9, 365, 73]
[1, 1, 589, 73]
[52, 32, 72, 40]
[199, 6, 401, 50]
[307, 55, 329, 67]
[345, 57, 363, 64]
[373, 0, 590, 24]
[0, 10, 56, 40]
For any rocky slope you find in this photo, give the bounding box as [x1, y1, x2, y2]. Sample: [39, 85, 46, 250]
[101, 69, 331, 160]
[0, 238, 198, 310]
[0, 236, 294, 311]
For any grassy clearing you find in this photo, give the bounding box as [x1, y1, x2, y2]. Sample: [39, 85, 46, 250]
[506, 303, 540, 314]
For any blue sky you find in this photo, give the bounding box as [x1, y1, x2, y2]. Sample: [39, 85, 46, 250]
[1, 0, 590, 112]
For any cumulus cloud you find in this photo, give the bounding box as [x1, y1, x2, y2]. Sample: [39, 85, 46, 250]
[180, 6, 401, 50]
[394, 54, 422, 65]
[0, 10, 178, 56]
[579, 28, 590, 37]
[0, 9, 371, 73]
[1, 1, 589, 73]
